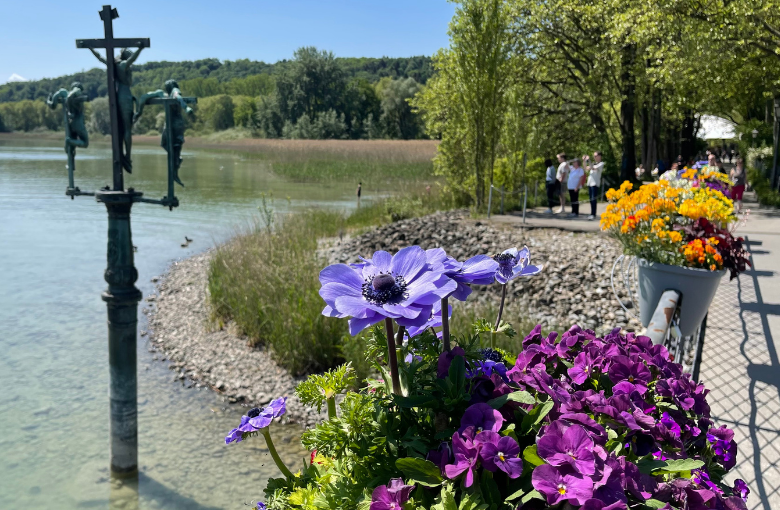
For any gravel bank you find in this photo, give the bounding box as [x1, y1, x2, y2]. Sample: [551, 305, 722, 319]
[147, 210, 639, 422]
[145, 251, 327, 428]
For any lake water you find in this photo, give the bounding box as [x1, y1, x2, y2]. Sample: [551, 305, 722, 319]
[0, 139, 372, 509]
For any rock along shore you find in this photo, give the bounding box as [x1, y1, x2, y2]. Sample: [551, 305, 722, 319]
[147, 210, 640, 424]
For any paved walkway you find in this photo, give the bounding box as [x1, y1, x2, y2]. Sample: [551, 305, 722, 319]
[703, 196, 780, 510]
[488, 194, 780, 510]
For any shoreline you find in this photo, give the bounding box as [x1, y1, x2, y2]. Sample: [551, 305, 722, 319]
[145, 249, 327, 428]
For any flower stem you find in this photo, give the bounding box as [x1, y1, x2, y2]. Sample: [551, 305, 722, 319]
[395, 325, 405, 347]
[441, 297, 451, 352]
[384, 318, 402, 395]
[494, 284, 507, 331]
[261, 427, 294, 479]
[326, 397, 337, 420]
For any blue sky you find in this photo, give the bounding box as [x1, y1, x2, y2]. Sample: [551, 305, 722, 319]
[0, 1, 455, 83]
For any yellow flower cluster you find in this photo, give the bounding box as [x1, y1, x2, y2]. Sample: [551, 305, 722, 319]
[600, 176, 735, 263]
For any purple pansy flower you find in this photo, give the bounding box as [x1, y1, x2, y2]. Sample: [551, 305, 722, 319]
[607, 356, 652, 393]
[225, 397, 287, 444]
[474, 431, 523, 478]
[537, 421, 597, 475]
[444, 432, 480, 487]
[370, 478, 415, 510]
[659, 412, 681, 438]
[425, 248, 499, 300]
[493, 246, 543, 284]
[319, 246, 456, 335]
[568, 351, 598, 385]
[437, 346, 466, 378]
[458, 403, 504, 434]
[532, 464, 594, 505]
[733, 479, 749, 502]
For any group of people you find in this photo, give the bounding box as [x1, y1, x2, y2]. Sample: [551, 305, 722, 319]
[544, 152, 604, 220]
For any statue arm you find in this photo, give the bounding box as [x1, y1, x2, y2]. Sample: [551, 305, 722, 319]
[171, 88, 193, 114]
[133, 89, 165, 123]
[46, 89, 68, 109]
[89, 48, 108, 65]
[126, 47, 143, 66]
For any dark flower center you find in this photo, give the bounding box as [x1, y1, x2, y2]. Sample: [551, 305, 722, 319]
[362, 272, 408, 305]
[247, 407, 262, 418]
[480, 348, 506, 364]
[493, 253, 516, 278]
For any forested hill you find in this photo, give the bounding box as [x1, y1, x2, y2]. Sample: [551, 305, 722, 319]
[0, 55, 433, 103]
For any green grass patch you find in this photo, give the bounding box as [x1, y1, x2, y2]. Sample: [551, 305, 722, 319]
[749, 167, 780, 207]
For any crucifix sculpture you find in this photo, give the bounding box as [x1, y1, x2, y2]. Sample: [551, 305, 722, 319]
[46, 82, 89, 193]
[64, 5, 196, 478]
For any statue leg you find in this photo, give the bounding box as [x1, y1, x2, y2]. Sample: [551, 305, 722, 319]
[121, 107, 134, 172]
[68, 119, 89, 149]
[173, 143, 184, 186]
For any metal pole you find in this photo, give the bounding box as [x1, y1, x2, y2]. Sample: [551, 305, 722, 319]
[165, 102, 175, 203]
[500, 187, 505, 215]
[487, 185, 493, 218]
[99, 6, 124, 191]
[772, 97, 780, 190]
[522, 184, 528, 224]
[98, 190, 142, 476]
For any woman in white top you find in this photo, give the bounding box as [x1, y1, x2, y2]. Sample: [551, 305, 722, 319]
[567, 158, 586, 217]
[556, 153, 569, 213]
[584, 151, 604, 220]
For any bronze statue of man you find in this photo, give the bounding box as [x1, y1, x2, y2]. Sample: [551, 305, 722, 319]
[134, 79, 193, 186]
[89, 47, 143, 172]
[47, 81, 89, 155]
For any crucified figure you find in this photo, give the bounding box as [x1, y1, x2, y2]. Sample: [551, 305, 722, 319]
[89, 47, 143, 172]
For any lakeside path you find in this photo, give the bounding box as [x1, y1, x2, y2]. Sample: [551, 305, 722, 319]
[487, 194, 780, 510]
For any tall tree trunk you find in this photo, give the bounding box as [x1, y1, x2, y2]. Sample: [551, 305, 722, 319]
[641, 99, 649, 170]
[619, 43, 637, 183]
[644, 85, 662, 170]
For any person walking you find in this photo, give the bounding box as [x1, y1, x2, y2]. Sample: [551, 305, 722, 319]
[567, 158, 586, 217]
[556, 153, 569, 214]
[584, 151, 604, 220]
[544, 158, 557, 214]
[730, 158, 746, 214]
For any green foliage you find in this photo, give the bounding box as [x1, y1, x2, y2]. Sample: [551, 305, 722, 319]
[88, 97, 111, 135]
[195, 94, 235, 132]
[748, 167, 780, 207]
[295, 363, 356, 412]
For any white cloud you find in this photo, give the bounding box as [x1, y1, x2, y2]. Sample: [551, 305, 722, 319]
[6, 73, 27, 83]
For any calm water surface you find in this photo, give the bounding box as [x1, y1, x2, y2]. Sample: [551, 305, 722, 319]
[0, 140, 376, 509]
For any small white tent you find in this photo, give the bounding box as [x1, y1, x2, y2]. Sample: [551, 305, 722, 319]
[698, 115, 736, 140]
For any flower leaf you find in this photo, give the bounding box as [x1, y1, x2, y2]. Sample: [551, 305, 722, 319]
[395, 457, 444, 487]
[522, 445, 545, 467]
[644, 499, 669, 509]
[655, 458, 706, 473]
[487, 390, 535, 409]
[520, 400, 554, 433]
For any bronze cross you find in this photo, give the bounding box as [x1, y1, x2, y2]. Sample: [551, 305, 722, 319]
[75, 5, 149, 191]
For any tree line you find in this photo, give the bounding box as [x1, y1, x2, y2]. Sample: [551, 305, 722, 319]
[0, 49, 430, 140]
[413, 0, 780, 206]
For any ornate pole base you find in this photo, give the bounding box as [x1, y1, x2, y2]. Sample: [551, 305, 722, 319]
[97, 190, 143, 476]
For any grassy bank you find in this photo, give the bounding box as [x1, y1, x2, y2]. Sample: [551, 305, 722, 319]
[207, 193, 449, 375]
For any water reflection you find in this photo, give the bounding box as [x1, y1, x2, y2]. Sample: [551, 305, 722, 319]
[0, 139, 372, 509]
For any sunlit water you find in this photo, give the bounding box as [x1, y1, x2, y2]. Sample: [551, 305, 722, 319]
[0, 140, 376, 509]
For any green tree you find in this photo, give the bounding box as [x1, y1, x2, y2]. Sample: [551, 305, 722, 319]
[88, 97, 111, 134]
[380, 77, 424, 139]
[197, 95, 235, 131]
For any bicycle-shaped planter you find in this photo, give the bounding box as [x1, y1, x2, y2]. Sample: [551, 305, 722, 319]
[611, 255, 715, 382]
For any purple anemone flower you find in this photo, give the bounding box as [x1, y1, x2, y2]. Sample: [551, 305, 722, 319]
[733, 479, 749, 502]
[532, 464, 594, 505]
[458, 403, 504, 434]
[537, 421, 597, 475]
[256, 503, 267, 510]
[225, 397, 287, 444]
[426, 248, 499, 300]
[475, 431, 523, 478]
[444, 432, 480, 487]
[319, 246, 456, 335]
[370, 478, 415, 510]
[405, 299, 450, 338]
[493, 246, 543, 284]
